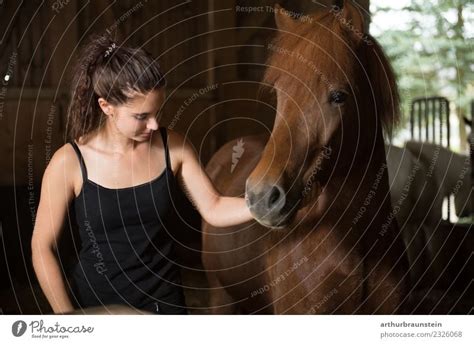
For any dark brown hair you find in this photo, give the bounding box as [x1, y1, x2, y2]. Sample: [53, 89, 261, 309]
[67, 35, 166, 141]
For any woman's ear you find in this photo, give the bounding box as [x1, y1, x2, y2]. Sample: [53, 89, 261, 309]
[98, 97, 113, 116]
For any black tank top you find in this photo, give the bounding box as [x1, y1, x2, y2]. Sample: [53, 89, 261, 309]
[69, 127, 187, 314]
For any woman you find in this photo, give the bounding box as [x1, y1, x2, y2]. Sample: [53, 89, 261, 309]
[31, 36, 253, 314]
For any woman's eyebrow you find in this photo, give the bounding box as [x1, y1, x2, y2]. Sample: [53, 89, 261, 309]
[132, 112, 151, 116]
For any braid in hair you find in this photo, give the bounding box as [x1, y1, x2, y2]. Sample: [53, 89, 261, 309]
[67, 35, 115, 141]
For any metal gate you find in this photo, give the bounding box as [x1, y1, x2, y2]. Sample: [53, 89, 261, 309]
[410, 96, 451, 147]
[410, 96, 452, 221]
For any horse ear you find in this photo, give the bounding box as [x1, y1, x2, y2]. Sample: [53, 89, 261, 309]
[333, 0, 366, 41]
[274, 4, 298, 32]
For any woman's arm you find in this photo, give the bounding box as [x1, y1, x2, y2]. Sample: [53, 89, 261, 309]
[31, 146, 77, 314]
[172, 132, 253, 227]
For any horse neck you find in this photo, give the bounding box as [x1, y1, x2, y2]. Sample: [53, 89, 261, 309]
[318, 124, 393, 222]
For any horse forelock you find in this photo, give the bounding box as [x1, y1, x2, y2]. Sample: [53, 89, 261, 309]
[263, 13, 351, 93]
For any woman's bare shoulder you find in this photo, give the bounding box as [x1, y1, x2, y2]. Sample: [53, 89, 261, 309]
[165, 128, 193, 158]
[48, 143, 79, 170]
[44, 143, 82, 194]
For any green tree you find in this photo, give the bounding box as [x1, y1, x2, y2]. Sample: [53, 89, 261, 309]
[372, 0, 473, 149]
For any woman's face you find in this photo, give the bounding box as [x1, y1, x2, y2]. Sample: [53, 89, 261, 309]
[107, 89, 165, 141]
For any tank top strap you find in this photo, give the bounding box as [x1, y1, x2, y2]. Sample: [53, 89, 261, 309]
[159, 127, 172, 169]
[69, 141, 88, 182]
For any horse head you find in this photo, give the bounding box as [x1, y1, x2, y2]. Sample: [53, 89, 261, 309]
[245, 0, 399, 229]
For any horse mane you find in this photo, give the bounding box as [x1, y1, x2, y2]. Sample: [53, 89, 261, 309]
[363, 34, 401, 135]
[262, 8, 400, 136]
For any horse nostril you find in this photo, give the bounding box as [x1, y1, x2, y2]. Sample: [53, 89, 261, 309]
[268, 186, 280, 207]
[267, 185, 285, 211]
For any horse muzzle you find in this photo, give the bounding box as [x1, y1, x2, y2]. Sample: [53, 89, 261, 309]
[245, 180, 297, 229]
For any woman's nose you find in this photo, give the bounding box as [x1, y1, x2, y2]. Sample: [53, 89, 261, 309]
[147, 117, 159, 131]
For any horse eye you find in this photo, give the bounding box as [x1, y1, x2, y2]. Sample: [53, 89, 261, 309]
[329, 91, 348, 106]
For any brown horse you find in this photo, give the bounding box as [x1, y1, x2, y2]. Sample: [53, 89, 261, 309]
[202, 0, 409, 314]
